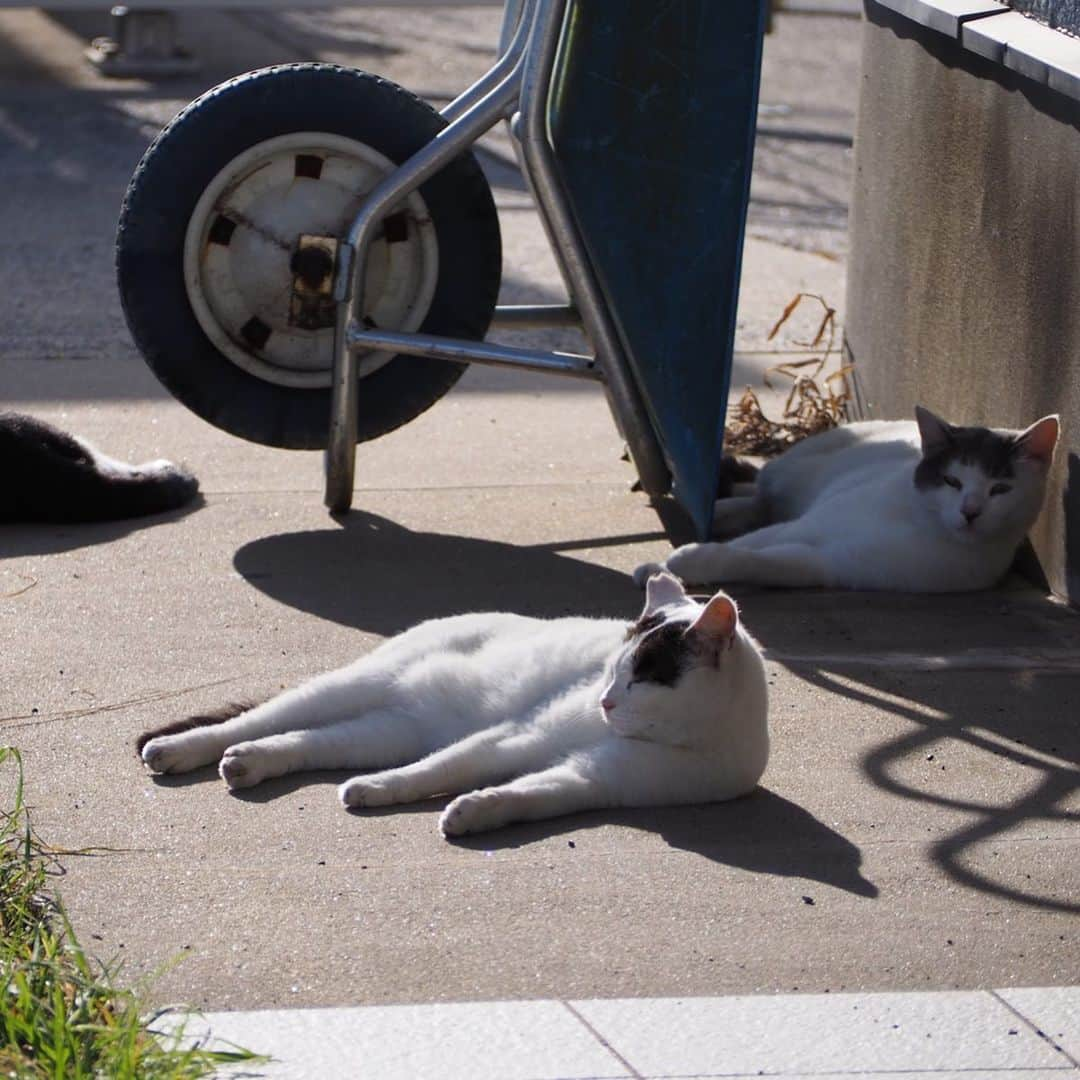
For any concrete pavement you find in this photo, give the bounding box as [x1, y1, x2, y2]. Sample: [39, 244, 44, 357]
[163, 987, 1080, 1078]
[0, 4, 1077, 1073]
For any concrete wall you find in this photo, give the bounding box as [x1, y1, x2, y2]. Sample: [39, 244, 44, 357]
[845, 0, 1080, 604]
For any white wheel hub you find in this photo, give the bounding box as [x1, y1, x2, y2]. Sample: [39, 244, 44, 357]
[183, 132, 439, 389]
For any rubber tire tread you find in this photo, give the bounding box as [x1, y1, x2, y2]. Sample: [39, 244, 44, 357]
[116, 63, 501, 449]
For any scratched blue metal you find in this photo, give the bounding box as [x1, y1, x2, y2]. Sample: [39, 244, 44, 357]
[549, 0, 767, 538]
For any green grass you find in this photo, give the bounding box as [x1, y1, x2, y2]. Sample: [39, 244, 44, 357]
[0, 746, 263, 1078]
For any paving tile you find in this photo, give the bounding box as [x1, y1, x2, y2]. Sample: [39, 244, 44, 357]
[164, 1000, 631, 1080]
[572, 992, 1072, 1076]
[997, 986, 1080, 1063]
[873, 0, 1008, 38]
[642, 1073, 1078, 1079]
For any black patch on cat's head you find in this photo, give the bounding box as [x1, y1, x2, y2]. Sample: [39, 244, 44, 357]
[915, 424, 1018, 490]
[629, 618, 692, 687]
[625, 610, 665, 641]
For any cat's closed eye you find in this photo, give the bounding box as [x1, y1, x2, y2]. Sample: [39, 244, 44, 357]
[990, 482, 1012, 496]
[943, 475, 962, 489]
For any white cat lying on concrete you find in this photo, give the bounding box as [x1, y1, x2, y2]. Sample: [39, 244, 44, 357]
[637, 407, 1059, 592]
[139, 573, 769, 836]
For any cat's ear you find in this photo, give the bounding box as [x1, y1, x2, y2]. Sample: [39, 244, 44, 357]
[687, 591, 739, 648]
[915, 405, 953, 456]
[1014, 415, 1059, 467]
[643, 571, 686, 614]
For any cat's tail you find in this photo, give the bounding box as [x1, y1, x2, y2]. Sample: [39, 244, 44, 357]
[136, 701, 254, 755]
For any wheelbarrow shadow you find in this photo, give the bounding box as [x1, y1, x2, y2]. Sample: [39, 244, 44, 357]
[233, 508, 659, 634]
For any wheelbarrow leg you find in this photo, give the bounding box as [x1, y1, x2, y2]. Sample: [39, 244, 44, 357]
[516, 0, 671, 501]
[325, 250, 360, 513]
[323, 7, 534, 513]
[325, 0, 671, 514]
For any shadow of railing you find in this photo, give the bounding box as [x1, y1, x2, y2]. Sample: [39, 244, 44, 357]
[785, 651, 1080, 914]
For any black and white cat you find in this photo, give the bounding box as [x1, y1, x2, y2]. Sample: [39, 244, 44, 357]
[1, 412, 198, 523]
[637, 407, 1059, 592]
[139, 572, 770, 836]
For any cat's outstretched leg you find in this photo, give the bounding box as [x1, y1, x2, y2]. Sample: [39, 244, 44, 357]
[141, 615, 508, 776]
[441, 736, 739, 836]
[217, 709, 426, 790]
[71, 436, 199, 520]
[439, 762, 600, 836]
[643, 540, 829, 588]
[141, 662, 402, 776]
[710, 494, 765, 538]
[339, 722, 543, 810]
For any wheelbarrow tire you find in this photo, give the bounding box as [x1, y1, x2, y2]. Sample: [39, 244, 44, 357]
[116, 64, 502, 449]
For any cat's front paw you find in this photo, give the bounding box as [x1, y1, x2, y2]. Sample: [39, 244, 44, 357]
[339, 774, 401, 809]
[632, 561, 665, 588]
[664, 542, 728, 585]
[439, 789, 509, 837]
[141, 734, 216, 775]
[219, 743, 271, 790]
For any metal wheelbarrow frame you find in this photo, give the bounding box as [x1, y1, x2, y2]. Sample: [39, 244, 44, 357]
[328, 0, 702, 526]
[116, 0, 766, 539]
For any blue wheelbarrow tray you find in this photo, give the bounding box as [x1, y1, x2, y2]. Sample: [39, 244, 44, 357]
[549, 1, 767, 539]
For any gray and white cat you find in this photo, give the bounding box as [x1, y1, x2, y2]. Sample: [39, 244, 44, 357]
[637, 407, 1059, 592]
[138, 573, 769, 836]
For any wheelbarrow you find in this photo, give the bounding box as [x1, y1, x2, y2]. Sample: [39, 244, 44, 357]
[115, 0, 768, 539]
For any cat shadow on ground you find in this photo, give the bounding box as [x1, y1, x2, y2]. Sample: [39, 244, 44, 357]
[451, 787, 879, 900]
[1, 496, 206, 557]
[233, 509, 659, 633]
[184, 770, 877, 899]
[149, 763, 878, 900]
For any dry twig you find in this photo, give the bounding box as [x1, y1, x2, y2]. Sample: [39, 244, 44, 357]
[725, 292, 853, 457]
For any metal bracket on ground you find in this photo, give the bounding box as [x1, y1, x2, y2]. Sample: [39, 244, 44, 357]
[86, 6, 199, 78]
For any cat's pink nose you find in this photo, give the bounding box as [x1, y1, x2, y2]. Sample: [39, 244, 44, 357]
[600, 697, 615, 712]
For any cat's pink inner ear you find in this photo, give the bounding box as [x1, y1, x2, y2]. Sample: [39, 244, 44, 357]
[1016, 415, 1060, 466]
[644, 572, 686, 614]
[689, 592, 738, 641]
[915, 405, 952, 454]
